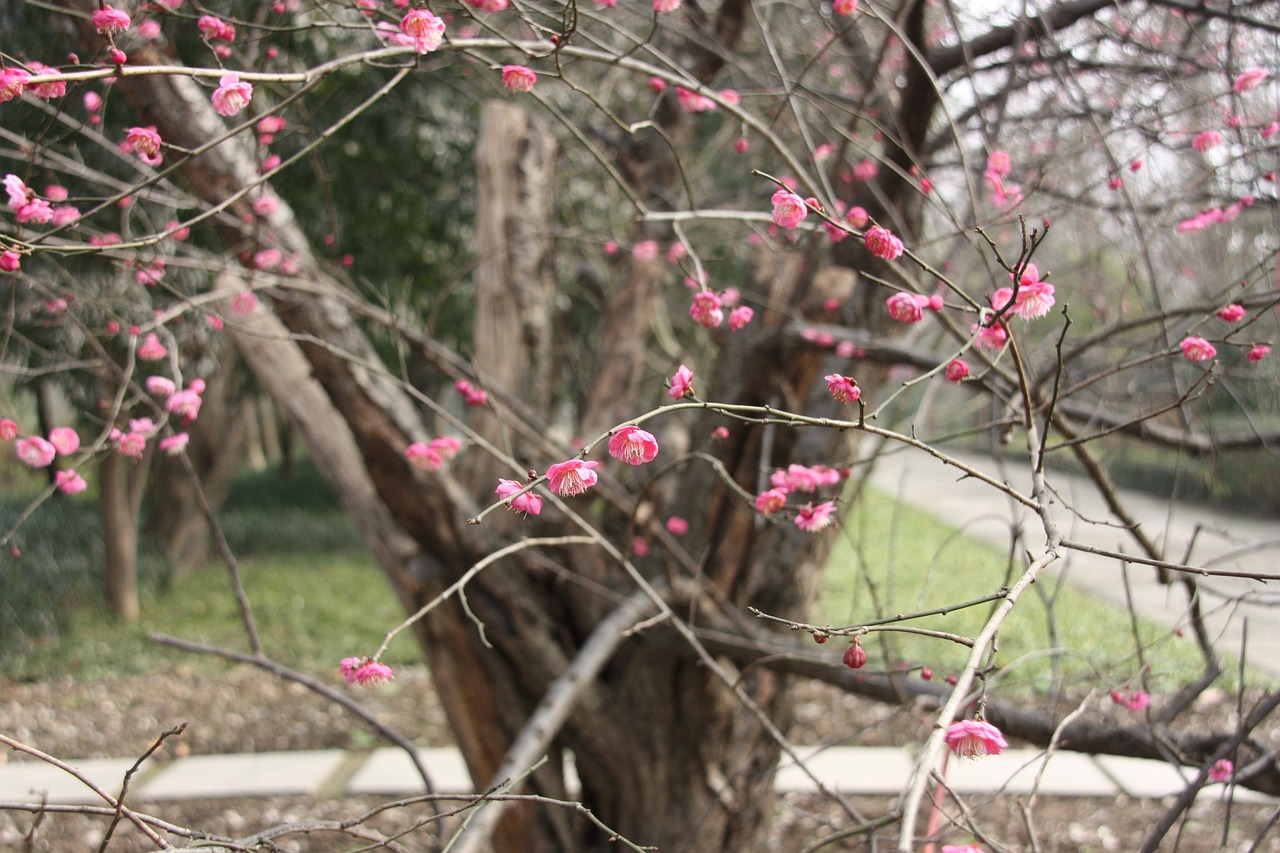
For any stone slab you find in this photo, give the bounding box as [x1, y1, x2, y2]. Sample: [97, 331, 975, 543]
[136, 750, 346, 800]
[0, 758, 139, 805]
[1094, 755, 1191, 799]
[345, 747, 473, 794]
[775, 747, 914, 794]
[944, 749, 1118, 796]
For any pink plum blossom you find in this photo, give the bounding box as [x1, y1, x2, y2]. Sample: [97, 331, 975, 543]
[973, 319, 1008, 350]
[0, 251, 19, 272]
[146, 376, 176, 396]
[853, 159, 878, 182]
[355, 660, 394, 686]
[1180, 336, 1217, 362]
[886, 292, 925, 324]
[1233, 67, 1268, 93]
[16, 436, 56, 468]
[211, 73, 253, 116]
[25, 62, 65, 99]
[754, 488, 788, 514]
[665, 516, 689, 535]
[654, 0, 682, 12]
[1247, 344, 1271, 363]
[137, 333, 168, 361]
[198, 15, 236, 41]
[167, 389, 203, 421]
[1192, 130, 1222, 153]
[405, 441, 443, 471]
[502, 65, 537, 92]
[832, 0, 858, 16]
[795, 501, 838, 532]
[668, 364, 694, 398]
[945, 359, 969, 382]
[0, 67, 29, 102]
[632, 240, 659, 261]
[495, 478, 542, 515]
[825, 374, 860, 404]
[55, 470, 87, 494]
[674, 87, 716, 112]
[987, 149, 1012, 177]
[113, 430, 148, 458]
[771, 189, 808, 229]
[1123, 690, 1150, 711]
[48, 427, 79, 455]
[608, 425, 659, 465]
[546, 459, 600, 496]
[728, 305, 754, 330]
[430, 436, 462, 460]
[864, 225, 904, 260]
[945, 719, 1007, 758]
[0, 419, 17, 440]
[92, 5, 132, 33]
[123, 126, 163, 166]
[400, 9, 445, 53]
[159, 433, 189, 455]
[1217, 303, 1246, 322]
[689, 291, 724, 328]
[1208, 759, 1233, 782]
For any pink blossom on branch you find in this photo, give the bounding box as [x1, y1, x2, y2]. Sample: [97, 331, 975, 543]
[864, 225, 904, 260]
[728, 305, 754, 330]
[1216, 303, 1246, 322]
[159, 433, 189, 455]
[944, 359, 970, 382]
[546, 459, 600, 496]
[123, 126, 163, 166]
[1192, 130, 1222, 153]
[400, 9, 446, 53]
[654, 0, 682, 12]
[824, 373, 860, 404]
[405, 441, 443, 471]
[944, 719, 1007, 759]
[211, 73, 253, 116]
[1247, 344, 1271, 363]
[0, 251, 19, 272]
[795, 501, 838, 532]
[48, 427, 80, 455]
[495, 479, 543, 516]
[675, 87, 716, 112]
[689, 290, 724, 328]
[0, 67, 29, 102]
[137, 332, 168, 361]
[55, 469, 88, 494]
[501, 65, 537, 93]
[1233, 67, 1268, 93]
[198, 15, 236, 42]
[340, 657, 395, 687]
[16, 436, 56, 468]
[886, 292, 925, 324]
[832, 0, 858, 16]
[770, 189, 808, 229]
[608, 425, 659, 465]
[754, 488, 788, 514]
[92, 5, 132, 34]
[0, 419, 17, 440]
[668, 364, 694, 398]
[1179, 336, 1217, 362]
[1208, 758, 1234, 782]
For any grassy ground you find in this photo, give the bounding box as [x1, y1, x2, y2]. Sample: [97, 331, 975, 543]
[816, 489, 1236, 696]
[1, 459, 1239, 696]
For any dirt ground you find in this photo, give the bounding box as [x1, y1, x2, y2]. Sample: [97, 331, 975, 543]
[1, 663, 1276, 851]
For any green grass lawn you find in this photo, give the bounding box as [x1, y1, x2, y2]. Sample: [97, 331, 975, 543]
[817, 488, 1242, 696]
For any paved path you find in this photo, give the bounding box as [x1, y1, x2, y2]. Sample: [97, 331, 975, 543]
[864, 445, 1280, 677]
[0, 745, 1262, 805]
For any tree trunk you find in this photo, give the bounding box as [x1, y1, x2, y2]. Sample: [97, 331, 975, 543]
[99, 450, 140, 621]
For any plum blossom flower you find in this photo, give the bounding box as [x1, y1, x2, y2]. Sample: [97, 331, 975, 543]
[147, 433, 182, 457]
[987, 149, 1012, 177]
[495, 478, 543, 516]
[1180, 336, 1217, 362]
[502, 65, 537, 92]
[654, 0, 682, 12]
[771, 189, 809, 230]
[137, 333, 168, 361]
[92, 5, 132, 33]
[832, 0, 858, 16]
[1208, 759, 1234, 782]
[198, 15, 236, 42]
[825, 373, 860, 404]
[668, 364, 694, 398]
[665, 516, 689, 535]
[123, 126, 163, 166]
[16, 436, 56, 468]
[945, 359, 969, 382]
[864, 225, 904, 260]
[608, 425, 659, 465]
[689, 291, 724, 328]
[673, 87, 717, 111]
[405, 441, 443, 471]
[0, 251, 19, 272]
[1248, 344, 1271, 363]
[211, 73, 253, 116]
[145, 376, 175, 397]
[1192, 130, 1222, 153]
[842, 641, 866, 669]
[1233, 67, 1268, 93]
[0, 419, 17, 440]
[48, 427, 80, 455]
[1217, 304, 1246, 322]
[56, 470, 87, 494]
[400, 9, 445, 53]
[728, 305, 754, 330]
[546, 459, 600, 497]
[632, 240, 659, 261]
[754, 488, 788, 514]
[1007, 263, 1056, 319]
[430, 436, 462, 460]
[945, 719, 1007, 759]
[973, 317, 1008, 350]
[853, 159, 878, 182]
[0, 67, 29, 102]
[454, 379, 489, 407]
[795, 501, 838, 532]
[340, 657, 394, 686]
[24, 62, 65, 99]
[167, 388, 203, 421]
[1122, 690, 1150, 711]
[886, 292, 925, 324]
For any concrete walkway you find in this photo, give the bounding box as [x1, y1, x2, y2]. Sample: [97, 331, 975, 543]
[864, 445, 1280, 677]
[0, 745, 1262, 805]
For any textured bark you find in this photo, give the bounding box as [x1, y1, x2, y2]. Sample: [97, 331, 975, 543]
[98, 450, 141, 621]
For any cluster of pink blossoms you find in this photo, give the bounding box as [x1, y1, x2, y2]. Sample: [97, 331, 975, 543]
[984, 149, 1023, 209]
[754, 464, 843, 532]
[147, 375, 206, 425]
[992, 262, 1056, 320]
[944, 718, 1008, 759]
[340, 657, 394, 687]
[4, 422, 87, 493]
[1110, 688, 1150, 711]
[688, 289, 754, 331]
[197, 15, 236, 42]
[405, 436, 463, 472]
[885, 291, 944, 324]
[454, 378, 489, 407]
[1176, 195, 1254, 233]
